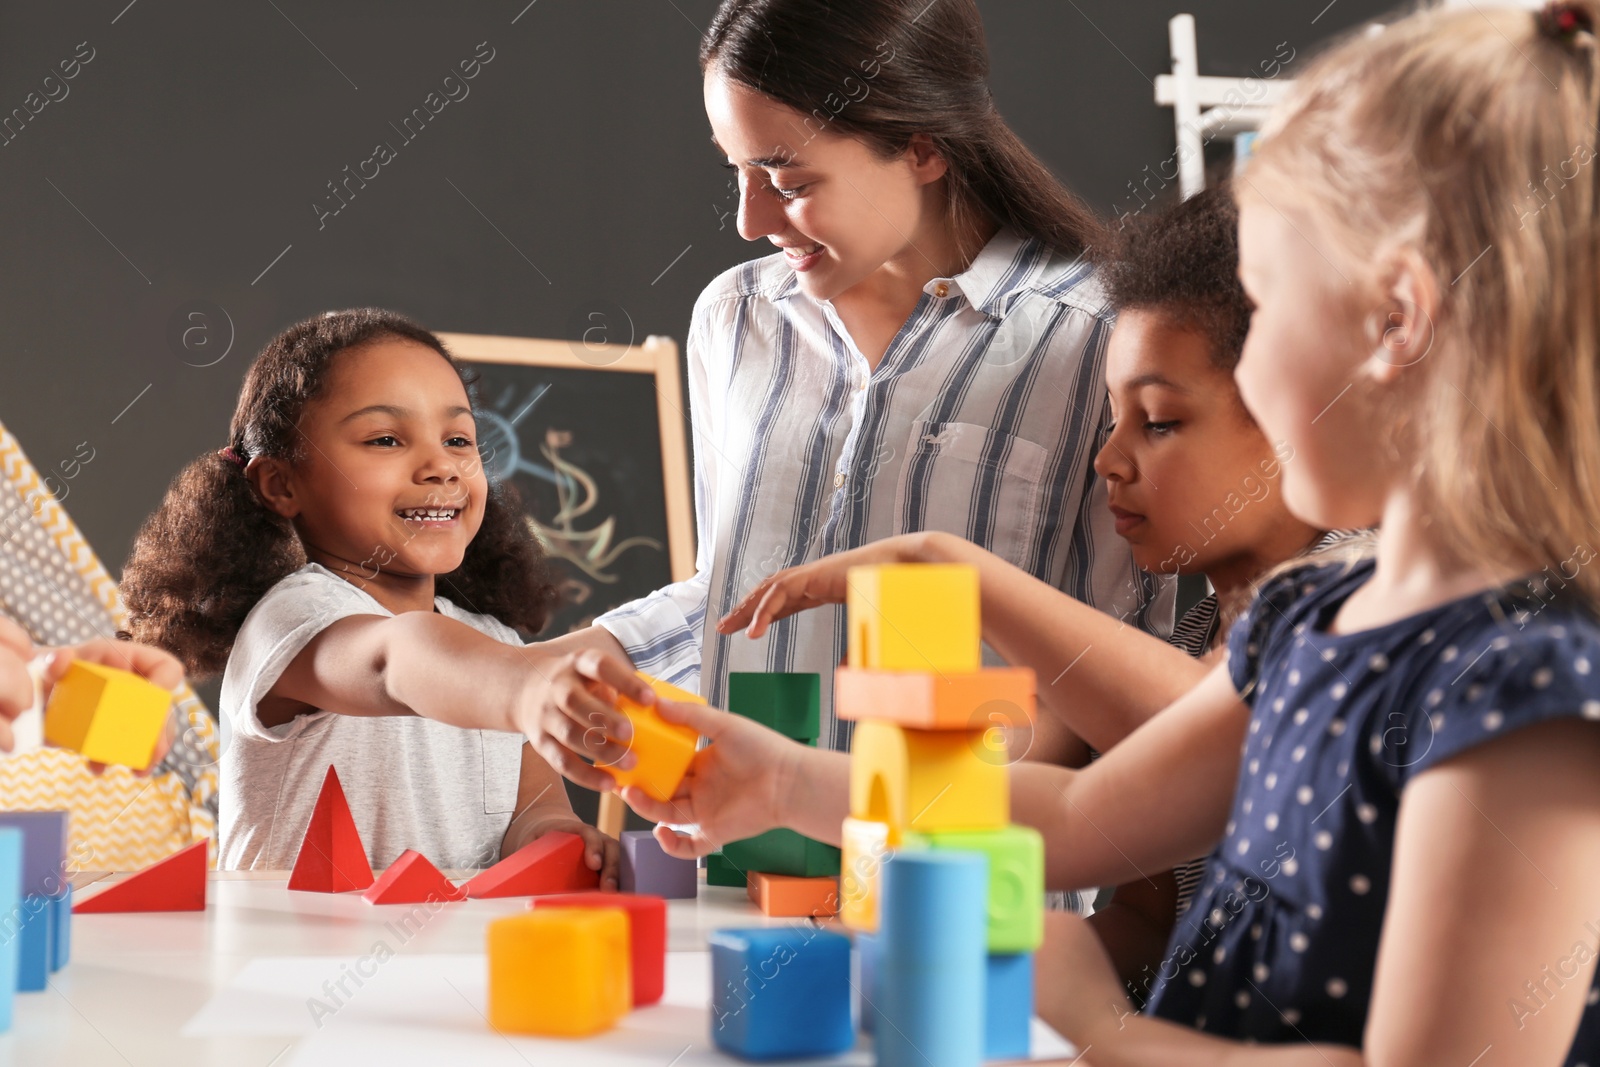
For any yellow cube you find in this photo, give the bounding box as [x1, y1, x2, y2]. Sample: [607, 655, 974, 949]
[839, 816, 892, 933]
[43, 661, 170, 770]
[602, 673, 703, 802]
[846, 564, 980, 673]
[849, 719, 1007, 835]
[487, 908, 631, 1036]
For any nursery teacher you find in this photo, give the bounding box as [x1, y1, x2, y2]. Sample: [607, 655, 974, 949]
[544, 0, 1171, 748]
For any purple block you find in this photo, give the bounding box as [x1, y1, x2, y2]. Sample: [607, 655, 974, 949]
[0, 812, 69, 897]
[620, 830, 696, 899]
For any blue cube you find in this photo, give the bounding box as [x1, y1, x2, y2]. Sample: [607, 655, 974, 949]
[15, 895, 52, 992]
[709, 927, 854, 1060]
[0, 830, 21, 1032]
[856, 931, 883, 1035]
[49, 886, 71, 972]
[985, 952, 1033, 1059]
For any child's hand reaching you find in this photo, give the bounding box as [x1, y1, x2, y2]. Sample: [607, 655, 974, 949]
[514, 648, 656, 794]
[619, 697, 811, 857]
[0, 617, 38, 748]
[716, 534, 924, 638]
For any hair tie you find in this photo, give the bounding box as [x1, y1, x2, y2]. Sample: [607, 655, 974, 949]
[218, 446, 247, 470]
[1538, 1, 1594, 42]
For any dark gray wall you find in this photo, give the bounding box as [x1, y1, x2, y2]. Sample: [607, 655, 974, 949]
[0, 0, 1396, 583]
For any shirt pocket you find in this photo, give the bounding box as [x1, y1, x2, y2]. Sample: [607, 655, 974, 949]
[891, 419, 1049, 569]
[479, 731, 522, 815]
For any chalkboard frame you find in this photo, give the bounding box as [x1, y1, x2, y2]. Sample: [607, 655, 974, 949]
[436, 331, 696, 587]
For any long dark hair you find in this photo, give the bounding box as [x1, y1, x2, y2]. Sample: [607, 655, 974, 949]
[701, 0, 1105, 258]
[122, 308, 559, 677]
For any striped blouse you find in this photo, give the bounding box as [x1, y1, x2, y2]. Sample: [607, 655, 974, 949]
[596, 228, 1174, 749]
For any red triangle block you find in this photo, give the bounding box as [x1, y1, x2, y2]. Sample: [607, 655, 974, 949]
[74, 840, 207, 913]
[288, 766, 374, 893]
[461, 831, 598, 899]
[363, 850, 465, 905]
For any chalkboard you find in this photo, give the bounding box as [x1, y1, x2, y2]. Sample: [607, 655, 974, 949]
[438, 332, 694, 638]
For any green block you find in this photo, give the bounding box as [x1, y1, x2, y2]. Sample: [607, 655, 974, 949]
[722, 828, 841, 878]
[901, 824, 1043, 952]
[705, 851, 747, 887]
[727, 672, 821, 742]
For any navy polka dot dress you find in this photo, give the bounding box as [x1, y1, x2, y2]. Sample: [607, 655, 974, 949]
[1146, 557, 1600, 1064]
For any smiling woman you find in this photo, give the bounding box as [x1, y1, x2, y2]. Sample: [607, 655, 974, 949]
[534, 0, 1174, 748]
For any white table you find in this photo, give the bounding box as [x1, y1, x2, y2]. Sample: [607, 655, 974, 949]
[6, 871, 1072, 1067]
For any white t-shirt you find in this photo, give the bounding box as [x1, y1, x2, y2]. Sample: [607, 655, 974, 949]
[218, 564, 527, 871]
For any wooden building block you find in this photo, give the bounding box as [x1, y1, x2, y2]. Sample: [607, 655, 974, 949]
[534, 892, 666, 1005]
[74, 840, 207, 913]
[602, 673, 702, 802]
[834, 666, 1035, 729]
[877, 852, 987, 1067]
[287, 766, 374, 893]
[43, 660, 170, 770]
[487, 908, 631, 1036]
[985, 952, 1034, 1059]
[839, 816, 891, 933]
[0, 829, 19, 1031]
[705, 851, 745, 887]
[849, 719, 1007, 835]
[721, 828, 839, 878]
[709, 927, 853, 1059]
[619, 830, 696, 899]
[727, 672, 820, 741]
[747, 872, 839, 918]
[0, 811, 68, 897]
[362, 850, 464, 905]
[901, 824, 1044, 952]
[846, 564, 980, 673]
[461, 831, 598, 899]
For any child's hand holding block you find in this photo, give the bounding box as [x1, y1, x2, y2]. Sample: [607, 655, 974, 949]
[43, 661, 170, 770]
[603, 673, 703, 802]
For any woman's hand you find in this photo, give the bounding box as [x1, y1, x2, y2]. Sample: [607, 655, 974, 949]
[716, 533, 932, 639]
[512, 648, 656, 794]
[618, 697, 810, 856]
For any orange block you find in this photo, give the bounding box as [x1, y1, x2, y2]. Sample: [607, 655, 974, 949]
[833, 666, 1036, 729]
[748, 871, 840, 918]
[602, 673, 703, 802]
[487, 908, 631, 1036]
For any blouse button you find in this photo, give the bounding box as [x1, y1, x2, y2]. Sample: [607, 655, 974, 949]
[933, 282, 949, 298]
[833, 472, 846, 489]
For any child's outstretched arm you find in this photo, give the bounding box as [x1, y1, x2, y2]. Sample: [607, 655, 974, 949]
[718, 530, 1206, 755]
[1040, 717, 1600, 1067]
[264, 611, 654, 795]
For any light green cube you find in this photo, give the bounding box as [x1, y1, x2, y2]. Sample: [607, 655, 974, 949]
[901, 823, 1043, 952]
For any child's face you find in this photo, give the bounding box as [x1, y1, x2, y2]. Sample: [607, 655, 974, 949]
[703, 70, 946, 303]
[272, 339, 488, 581]
[1235, 199, 1389, 532]
[1094, 309, 1308, 585]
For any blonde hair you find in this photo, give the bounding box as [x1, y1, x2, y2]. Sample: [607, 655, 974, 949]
[1242, 1, 1600, 603]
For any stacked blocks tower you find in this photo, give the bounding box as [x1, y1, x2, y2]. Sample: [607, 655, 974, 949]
[838, 563, 1042, 1062]
[709, 927, 854, 1060]
[602, 673, 703, 802]
[42, 660, 170, 770]
[487, 907, 631, 1036]
[717, 672, 840, 910]
[0, 811, 70, 993]
[619, 829, 696, 898]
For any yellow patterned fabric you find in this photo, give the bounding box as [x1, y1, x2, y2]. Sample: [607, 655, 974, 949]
[0, 421, 218, 870]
